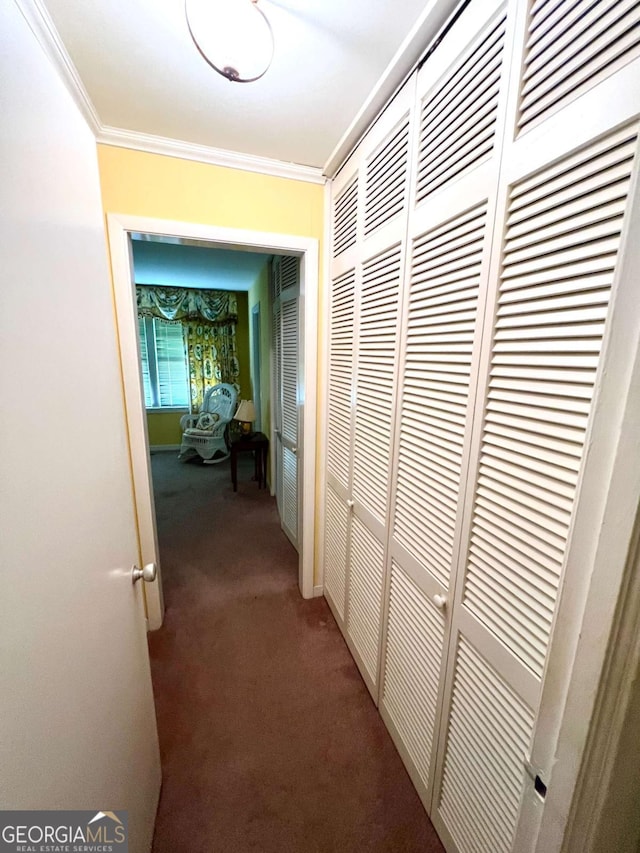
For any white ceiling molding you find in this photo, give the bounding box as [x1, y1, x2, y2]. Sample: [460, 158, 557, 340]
[323, 0, 459, 178]
[13, 0, 325, 186]
[14, 0, 101, 135]
[97, 126, 326, 186]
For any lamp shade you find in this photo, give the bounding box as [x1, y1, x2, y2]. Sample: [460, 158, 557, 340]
[234, 400, 256, 423]
[185, 0, 274, 83]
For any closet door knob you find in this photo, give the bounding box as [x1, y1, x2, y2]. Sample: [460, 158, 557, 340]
[433, 594, 447, 610]
[346, 499, 354, 509]
[132, 562, 157, 584]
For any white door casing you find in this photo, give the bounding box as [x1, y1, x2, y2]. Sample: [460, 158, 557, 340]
[107, 217, 319, 604]
[0, 4, 161, 851]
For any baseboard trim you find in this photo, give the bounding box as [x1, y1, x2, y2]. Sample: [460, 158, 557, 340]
[149, 444, 181, 452]
[313, 584, 324, 598]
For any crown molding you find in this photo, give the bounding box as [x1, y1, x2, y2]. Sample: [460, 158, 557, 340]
[14, 0, 325, 186]
[97, 127, 326, 185]
[14, 0, 102, 135]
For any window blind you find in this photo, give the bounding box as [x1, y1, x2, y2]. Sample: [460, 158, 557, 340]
[153, 319, 189, 408]
[138, 317, 189, 408]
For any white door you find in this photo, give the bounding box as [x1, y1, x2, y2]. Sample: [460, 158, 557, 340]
[323, 1, 640, 851]
[272, 256, 300, 549]
[0, 6, 161, 853]
[325, 81, 413, 699]
[380, 0, 511, 818]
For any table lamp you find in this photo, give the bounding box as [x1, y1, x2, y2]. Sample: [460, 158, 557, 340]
[234, 400, 256, 438]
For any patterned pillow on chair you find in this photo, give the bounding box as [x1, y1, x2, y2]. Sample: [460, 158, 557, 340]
[195, 412, 220, 431]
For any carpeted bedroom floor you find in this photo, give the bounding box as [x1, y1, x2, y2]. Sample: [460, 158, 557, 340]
[147, 450, 444, 853]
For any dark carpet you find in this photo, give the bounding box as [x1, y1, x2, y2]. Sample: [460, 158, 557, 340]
[148, 451, 444, 853]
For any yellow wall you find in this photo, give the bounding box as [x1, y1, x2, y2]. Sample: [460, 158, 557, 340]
[97, 147, 324, 239]
[147, 411, 183, 446]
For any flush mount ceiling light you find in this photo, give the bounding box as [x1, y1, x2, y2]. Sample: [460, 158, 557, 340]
[185, 0, 274, 83]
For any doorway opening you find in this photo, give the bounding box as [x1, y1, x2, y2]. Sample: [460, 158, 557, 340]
[106, 215, 319, 629]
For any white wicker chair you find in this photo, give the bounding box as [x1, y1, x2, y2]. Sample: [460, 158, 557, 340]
[179, 383, 238, 463]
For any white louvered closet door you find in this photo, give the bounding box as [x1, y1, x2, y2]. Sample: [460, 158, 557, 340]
[323, 265, 355, 625]
[347, 83, 414, 699]
[271, 259, 283, 517]
[378, 0, 513, 817]
[324, 1, 640, 851]
[324, 158, 359, 629]
[430, 3, 640, 852]
[324, 81, 414, 697]
[272, 255, 300, 550]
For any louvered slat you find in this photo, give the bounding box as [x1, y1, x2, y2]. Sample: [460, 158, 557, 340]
[327, 270, 355, 488]
[519, 0, 640, 132]
[281, 298, 298, 444]
[463, 127, 638, 678]
[364, 117, 410, 236]
[352, 246, 402, 522]
[282, 445, 298, 538]
[333, 176, 358, 257]
[324, 485, 349, 620]
[438, 637, 535, 853]
[382, 561, 445, 788]
[280, 255, 298, 291]
[416, 14, 506, 204]
[348, 516, 385, 685]
[393, 204, 487, 587]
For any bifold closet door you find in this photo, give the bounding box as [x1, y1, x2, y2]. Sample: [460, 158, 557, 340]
[326, 1, 640, 850]
[378, 0, 513, 815]
[271, 261, 282, 515]
[324, 82, 413, 698]
[324, 167, 358, 630]
[272, 256, 300, 550]
[428, 3, 640, 852]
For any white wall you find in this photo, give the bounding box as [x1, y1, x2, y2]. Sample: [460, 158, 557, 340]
[0, 2, 160, 845]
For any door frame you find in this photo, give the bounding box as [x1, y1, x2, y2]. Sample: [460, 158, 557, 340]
[106, 214, 319, 629]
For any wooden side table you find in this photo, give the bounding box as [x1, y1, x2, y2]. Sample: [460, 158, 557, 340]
[230, 432, 269, 492]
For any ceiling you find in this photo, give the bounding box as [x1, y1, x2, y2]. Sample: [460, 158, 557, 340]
[40, 0, 437, 169]
[131, 236, 270, 291]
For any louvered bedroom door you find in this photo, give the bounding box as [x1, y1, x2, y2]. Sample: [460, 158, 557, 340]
[428, 2, 640, 852]
[325, 81, 413, 698]
[272, 255, 300, 550]
[378, 0, 513, 817]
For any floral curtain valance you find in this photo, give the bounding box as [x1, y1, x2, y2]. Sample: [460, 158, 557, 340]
[136, 285, 238, 324]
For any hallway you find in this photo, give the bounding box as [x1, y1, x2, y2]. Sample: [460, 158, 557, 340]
[148, 452, 443, 852]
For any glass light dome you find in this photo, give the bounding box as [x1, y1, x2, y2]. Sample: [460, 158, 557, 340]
[185, 0, 274, 83]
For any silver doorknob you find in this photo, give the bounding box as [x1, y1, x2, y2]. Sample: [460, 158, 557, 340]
[132, 562, 157, 584]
